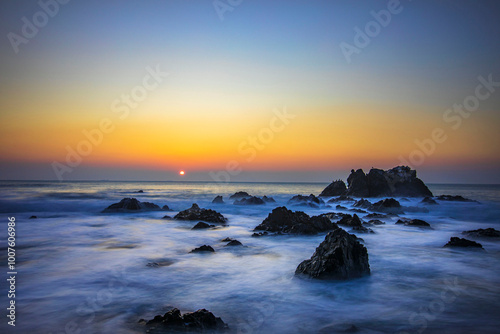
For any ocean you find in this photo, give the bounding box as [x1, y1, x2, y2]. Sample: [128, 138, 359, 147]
[1, 181, 500, 334]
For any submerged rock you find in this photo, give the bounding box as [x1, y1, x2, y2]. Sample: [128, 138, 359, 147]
[444, 237, 483, 248]
[102, 198, 161, 212]
[462, 228, 500, 238]
[141, 307, 228, 332]
[212, 195, 225, 204]
[336, 205, 348, 210]
[136, 190, 144, 193]
[233, 196, 265, 205]
[262, 195, 276, 203]
[437, 195, 478, 202]
[319, 180, 347, 197]
[353, 198, 371, 209]
[221, 237, 234, 242]
[251, 232, 269, 237]
[254, 207, 335, 235]
[421, 197, 438, 205]
[366, 219, 385, 225]
[295, 228, 370, 280]
[29, 215, 37, 219]
[364, 213, 389, 219]
[327, 195, 355, 203]
[346, 166, 433, 197]
[225, 240, 242, 246]
[190, 245, 215, 253]
[395, 218, 431, 227]
[192, 222, 214, 230]
[369, 198, 404, 214]
[287, 194, 325, 208]
[229, 191, 251, 200]
[174, 204, 227, 224]
[162, 204, 173, 211]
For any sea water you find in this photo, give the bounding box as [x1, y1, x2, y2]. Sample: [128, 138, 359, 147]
[0, 181, 499, 333]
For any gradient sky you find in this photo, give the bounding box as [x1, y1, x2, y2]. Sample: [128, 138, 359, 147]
[1, 0, 499, 183]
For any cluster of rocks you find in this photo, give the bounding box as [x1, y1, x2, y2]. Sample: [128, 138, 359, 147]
[212, 192, 276, 205]
[174, 204, 227, 224]
[253, 207, 335, 235]
[140, 308, 228, 332]
[319, 166, 433, 198]
[287, 194, 325, 208]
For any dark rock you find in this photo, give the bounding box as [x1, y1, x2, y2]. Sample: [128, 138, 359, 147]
[364, 213, 389, 219]
[192, 222, 214, 230]
[287, 194, 325, 208]
[349, 209, 367, 214]
[262, 195, 276, 203]
[369, 198, 404, 214]
[226, 240, 242, 246]
[146, 259, 175, 268]
[366, 219, 385, 225]
[29, 215, 37, 219]
[190, 245, 215, 253]
[161, 215, 172, 219]
[212, 195, 225, 204]
[254, 207, 335, 235]
[319, 180, 347, 197]
[395, 218, 431, 227]
[444, 237, 483, 248]
[318, 212, 344, 220]
[143, 307, 228, 331]
[346, 166, 433, 197]
[336, 205, 348, 210]
[351, 225, 374, 233]
[229, 191, 251, 200]
[221, 237, 234, 242]
[136, 190, 144, 193]
[251, 232, 268, 237]
[233, 196, 265, 205]
[327, 195, 355, 203]
[174, 204, 227, 224]
[162, 204, 173, 211]
[421, 197, 438, 205]
[462, 228, 500, 238]
[353, 199, 371, 209]
[102, 198, 161, 212]
[337, 214, 363, 227]
[437, 195, 478, 202]
[295, 228, 370, 280]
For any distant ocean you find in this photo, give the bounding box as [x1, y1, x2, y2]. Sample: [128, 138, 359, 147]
[1, 181, 500, 333]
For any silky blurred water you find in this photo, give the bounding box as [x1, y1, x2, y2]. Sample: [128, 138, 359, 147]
[0, 181, 499, 334]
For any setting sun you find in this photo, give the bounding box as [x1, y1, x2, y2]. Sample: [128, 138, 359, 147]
[179, 170, 185, 176]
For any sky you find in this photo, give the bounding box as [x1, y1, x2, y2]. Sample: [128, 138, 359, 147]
[0, 0, 499, 183]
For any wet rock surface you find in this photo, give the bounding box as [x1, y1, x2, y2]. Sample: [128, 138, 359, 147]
[174, 204, 227, 224]
[319, 180, 347, 197]
[102, 198, 162, 212]
[141, 307, 228, 332]
[444, 237, 483, 248]
[462, 228, 500, 238]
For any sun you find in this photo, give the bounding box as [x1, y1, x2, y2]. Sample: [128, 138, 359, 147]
[179, 170, 185, 176]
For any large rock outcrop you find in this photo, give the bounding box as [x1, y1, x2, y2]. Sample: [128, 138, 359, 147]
[254, 207, 335, 235]
[319, 180, 347, 197]
[346, 166, 432, 197]
[174, 204, 227, 224]
[102, 198, 162, 212]
[295, 228, 370, 280]
[141, 308, 228, 332]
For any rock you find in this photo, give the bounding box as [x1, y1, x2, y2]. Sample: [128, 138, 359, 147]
[462, 228, 500, 238]
[102, 198, 162, 212]
[254, 207, 335, 235]
[327, 195, 355, 203]
[346, 166, 433, 197]
[295, 228, 370, 279]
[351, 225, 374, 233]
[190, 245, 215, 253]
[437, 195, 478, 202]
[226, 240, 242, 246]
[369, 198, 404, 214]
[364, 213, 389, 219]
[251, 232, 268, 237]
[212, 195, 225, 204]
[366, 219, 385, 225]
[162, 204, 173, 211]
[174, 204, 227, 224]
[421, 197, 438, 205]
[192, 222, 214, 229]
[229, 191, 251, 200]
[136, 190, 144, 193]
[146, 259, 175, 268]
[234, 196, 265, 205]
[287, 194, 325, 208]
[221, 237, 234, 242]
[319, 180, 347, 197]
[161, 215, 172, 219]
[29, 215, 37, 219]
[143, 307, 228, 331]
[395, 218, 431, 227]
[337, 214, 363, 227]
[444, 237, 483, 248]
[318, 212, 344, 220]
[336, 205, 348, 210]
[353, 199, 371, 209]
[349, 209, 367, 214]
[262, 195, 276, 203]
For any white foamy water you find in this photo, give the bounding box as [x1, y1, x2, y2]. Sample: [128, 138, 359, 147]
[1, 181, 500, 333]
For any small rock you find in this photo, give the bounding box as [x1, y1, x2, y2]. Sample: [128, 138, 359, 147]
[251, 232, 268, 237]
[369, 198, 404, 214]
[190, 245, 215, 253]
[319, 180, 347, 197]
[262, 195, 276, 203]
[161, 215, 172, 219]
[336, 205, 348, 210]
[337, 214, 363, 227]
[437, 195, 478, 202]
[136, 190, 144, 193]
[353, 199, 371, 209]
[192, 222, 214, 229]
[162, 204, 172, 211]
[234, 196, 265, 205]
[174, 204, 227, 224]
[142, 308, 228, 331]
[102, 198, 161, 213]
[221, 237, 234, 242]
[287, 194, 325, 208]
[229, 191, 251, 200]
[226, 240, 242, 246]
[212, 195, 225, 204]
[462, 228, 500, 238]
[444, 237, 483, 248]
[421, 197, 438, 205]
[29, 215, 37, 219]
[395, 218, 431, 227]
